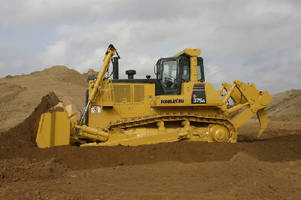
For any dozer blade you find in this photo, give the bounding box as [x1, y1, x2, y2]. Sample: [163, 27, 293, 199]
[257, 109, 268, 138]
[36, 111, 70, 148]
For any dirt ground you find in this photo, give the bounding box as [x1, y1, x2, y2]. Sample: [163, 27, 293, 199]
[0, 92, 301, 200]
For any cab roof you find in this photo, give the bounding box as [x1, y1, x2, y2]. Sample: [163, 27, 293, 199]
[174, 48, 201, 57]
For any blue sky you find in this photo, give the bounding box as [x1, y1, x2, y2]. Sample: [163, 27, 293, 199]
[0, 0, 300, 93]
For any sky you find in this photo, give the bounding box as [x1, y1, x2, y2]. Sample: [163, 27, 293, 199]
[0, 0, 300, 93]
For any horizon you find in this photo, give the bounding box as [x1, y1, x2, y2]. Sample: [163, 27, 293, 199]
[1, 64, 299, 95]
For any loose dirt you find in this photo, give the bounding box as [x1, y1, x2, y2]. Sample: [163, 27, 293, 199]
[0, 92, 301, 199]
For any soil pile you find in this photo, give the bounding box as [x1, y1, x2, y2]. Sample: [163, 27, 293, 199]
[267, 88, 301, 121]
[0, 92, 59, 159]
[0, 65, 87, 132]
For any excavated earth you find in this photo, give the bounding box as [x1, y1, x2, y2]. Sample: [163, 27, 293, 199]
[0, 67, 300, 199]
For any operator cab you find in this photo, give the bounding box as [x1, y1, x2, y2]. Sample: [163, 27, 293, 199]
[111, 52, 205, 96]
[156, 56, 205, 95]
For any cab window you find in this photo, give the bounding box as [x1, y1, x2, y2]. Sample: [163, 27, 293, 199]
[197, 57, 205, 81]
[161, 60, 177, 90]
[182, 63, 190, 81]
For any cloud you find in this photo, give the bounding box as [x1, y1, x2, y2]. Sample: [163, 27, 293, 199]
[40, 40, 68, 65]
[0, 0, 300, 93]
[0, 0, 118, 29]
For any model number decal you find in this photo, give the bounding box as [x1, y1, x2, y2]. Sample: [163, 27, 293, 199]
[192, 96, 206, 104]
[161, 99, 184, 104]
[191, 91, 206, 104]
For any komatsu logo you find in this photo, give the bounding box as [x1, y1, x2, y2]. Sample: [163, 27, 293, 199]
[161, 99, 184, 104]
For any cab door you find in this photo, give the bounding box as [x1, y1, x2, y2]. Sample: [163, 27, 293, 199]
[156, 58, 181, 95]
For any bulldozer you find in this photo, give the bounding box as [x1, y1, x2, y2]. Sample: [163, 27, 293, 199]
[36, 44, 273, 148]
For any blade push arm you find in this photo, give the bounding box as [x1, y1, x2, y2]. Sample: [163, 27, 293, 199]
[78, 44, 117, 125]
[89, 44, 117, 102]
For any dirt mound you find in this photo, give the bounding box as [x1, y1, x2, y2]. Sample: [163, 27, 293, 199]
[82, 68, 98, 80]
[0, 92, 59, 159]
[39, 65, 87, 86]
[267, 88, 301, 121]
[0, 65, 88, 132]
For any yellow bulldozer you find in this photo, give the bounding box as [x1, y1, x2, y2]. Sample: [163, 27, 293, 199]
[36, 44, 273, 148]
